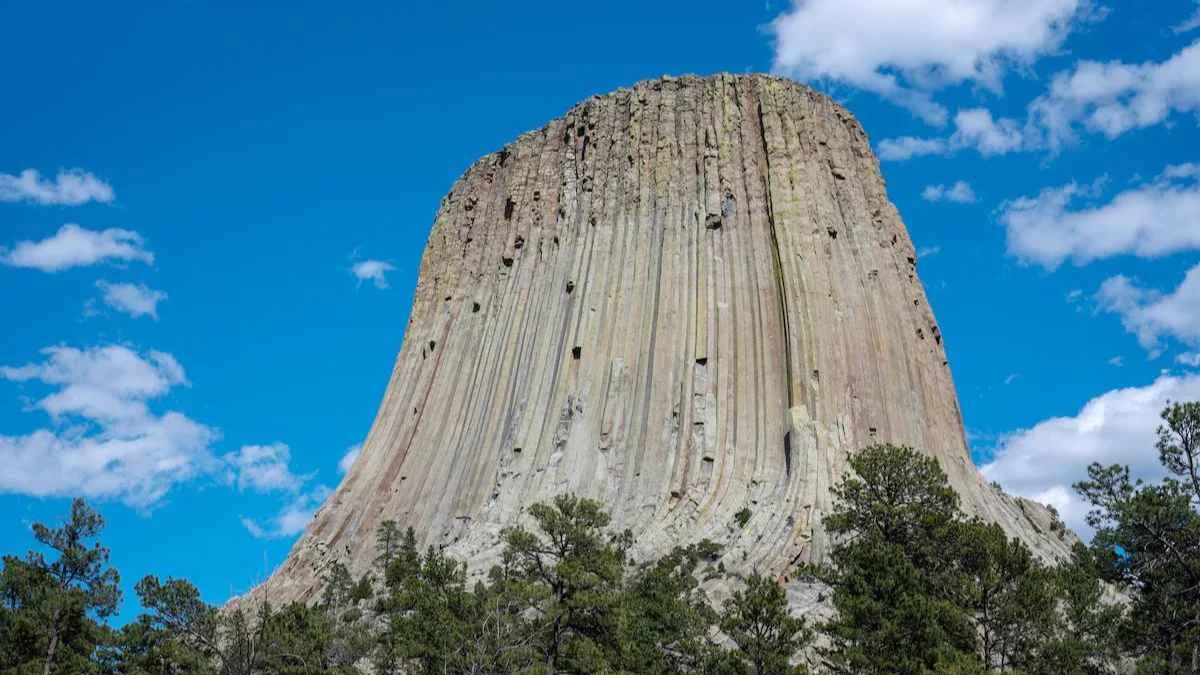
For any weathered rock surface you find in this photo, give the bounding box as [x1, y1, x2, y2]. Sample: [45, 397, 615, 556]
[242, 74, 1071, 606]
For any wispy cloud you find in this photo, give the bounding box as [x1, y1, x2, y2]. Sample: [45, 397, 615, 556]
[338, 443, 361, 474]
[0, 169, 114, 206]
[223, 443, 310, 494]
[879, 108, 1035, 161]
[1001, 166, 1200, 269]
[2, 224, 153, 272]
[1096, 264, 1200, 357]
[1173, 3, 1200, 34]
[351, 259, 396, 289]
[921, 181, 976, 203]
[1030, 40, 1200, 152]
[241, 486, 331, 539]
[95, 280, 166, 319]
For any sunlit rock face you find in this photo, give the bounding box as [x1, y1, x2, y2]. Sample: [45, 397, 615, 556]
[244, 74, 1070, 606]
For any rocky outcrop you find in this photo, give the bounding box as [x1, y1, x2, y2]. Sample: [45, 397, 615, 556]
[242, 74, 1071, 606]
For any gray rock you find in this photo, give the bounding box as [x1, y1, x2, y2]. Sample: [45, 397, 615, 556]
[231, 74, 1072, 609]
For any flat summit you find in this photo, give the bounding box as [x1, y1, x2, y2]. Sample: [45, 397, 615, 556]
[249, 74, 1070, 605]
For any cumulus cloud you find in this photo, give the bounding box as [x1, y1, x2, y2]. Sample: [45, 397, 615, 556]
[223, 443, 310, 493]
[1030, 40, 1200, 152]
[0, 169, 114, 206]
[1096, 264, 1200, 357]
[241, 485, 331, 539]
[921, 181, 977, 203]
[351, 260, 396, 290]
[2, 224, 154, 272]
[982, 374, 1200, 538]
[338, 443, 361, 474]
[878, 108, 1035, 161]
[1000, 166, 1200, 269]
[769, 0, 1096, 123]
[0, 345, 218, 508]
[95, 280, 167, 319]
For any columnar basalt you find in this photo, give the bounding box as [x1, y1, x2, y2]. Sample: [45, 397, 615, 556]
[247, 74, 1070, 606]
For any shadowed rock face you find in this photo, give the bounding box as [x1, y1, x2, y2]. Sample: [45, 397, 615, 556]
[244, 74, 1070, 606]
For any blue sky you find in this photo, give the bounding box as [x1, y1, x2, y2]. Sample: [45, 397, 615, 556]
[2, 0, 1199, 622]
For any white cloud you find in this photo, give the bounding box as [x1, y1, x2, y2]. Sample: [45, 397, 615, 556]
[1108, 356, 1124, 367]
[1096, 264, 1200, 357]
[1030, 40, 1200, 152]
[982, 373, 1200, 538]
[879, 108, 1035, 161]
[878, 137, 948, 161]
[769, 0, 1096, 123]
[0, 169, 114, 206]
[223, 443, 309, 493]
[351, 260, 395, 290]
[2, 224, 153, 272]
[952, 108, 1030, 155]
[240, 485, 331, 539]
[1001, 166, 1200, 269]
[917, 245, 942, 259]
[0, 345, 218, 508]
[95, 280, 166, 319]
[338, 443, 361, 473]
[1178, 352, 1200, 367]
[1004, 373, 1020, 385]
[921, 180, 977, 203]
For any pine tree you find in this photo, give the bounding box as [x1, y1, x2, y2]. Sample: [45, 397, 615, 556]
[500, 494, 631, 673]
[0, 498, 120, 675]
[718, 573, 810, 674]
[1076, 402, 1200, 671]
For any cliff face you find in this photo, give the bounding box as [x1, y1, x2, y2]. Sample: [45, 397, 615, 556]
[250, 74, 1069, 605]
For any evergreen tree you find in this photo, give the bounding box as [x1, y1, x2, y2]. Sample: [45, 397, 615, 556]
[374, 545, 477, 674]
[0, 498, 120, 675]
[1076, 402, 1200, 671]
[618, 540, 722, 673]
[718, 573, 810, 674]
[949, 519, 1057, 671]
[500, 493, 631, 673]
[811, 444, 980, 672]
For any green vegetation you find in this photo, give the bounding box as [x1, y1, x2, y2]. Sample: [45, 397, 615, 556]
[3, 402, 1198, 673]
[734, 508, 753, 529]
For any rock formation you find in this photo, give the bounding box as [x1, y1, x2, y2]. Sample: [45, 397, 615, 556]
[246, 74, 1070, 606]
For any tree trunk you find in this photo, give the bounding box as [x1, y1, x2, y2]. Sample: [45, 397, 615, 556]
[41, 627, 59, 675]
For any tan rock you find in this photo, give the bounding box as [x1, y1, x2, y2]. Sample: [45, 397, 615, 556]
[235, 74, 1072, 607]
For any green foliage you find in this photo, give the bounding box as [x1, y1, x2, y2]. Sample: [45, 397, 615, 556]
[719, 573, 810, 674]
[27, 402, 1200, 675]
[500, 493, 631, 673]
[735, 508, 753, 528]
[375, 545, 476, 674]
[1075, 402, 1200, 671]
[0, 497, 120, 674]
[618, 540, 723, 673]
[814, 443, 1124, 674]
[950, 519, 1057, 671]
